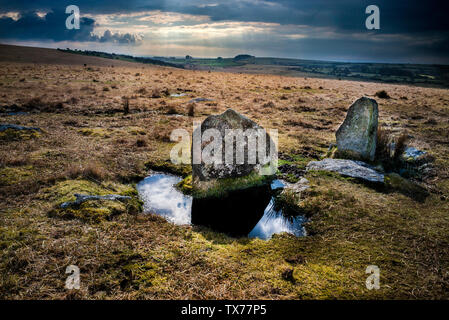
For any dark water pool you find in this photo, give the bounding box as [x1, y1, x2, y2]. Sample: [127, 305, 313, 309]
[136, 173, 306, 240]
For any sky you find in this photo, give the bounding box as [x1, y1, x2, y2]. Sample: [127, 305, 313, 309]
[0, 0, 448, 64]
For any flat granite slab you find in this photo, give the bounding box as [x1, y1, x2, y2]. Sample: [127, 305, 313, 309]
[306, 158, 384, 183]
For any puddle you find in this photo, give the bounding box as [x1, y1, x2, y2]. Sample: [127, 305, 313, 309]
[170, 93, 187, 97]
[188, 98, 214, 103]
[249, 199, 307, 239]
[137, 174, 191, 225]
[136, 173, 306, 240]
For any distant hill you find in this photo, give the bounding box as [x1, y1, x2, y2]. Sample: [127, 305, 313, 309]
[155, 55, 449, 88]
[1, 44, 447, 87]
[0, 43, 153, 67]
[232, 54, 256, 65]
[59, 48, 183, 69]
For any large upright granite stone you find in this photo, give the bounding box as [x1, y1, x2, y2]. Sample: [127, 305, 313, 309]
[192, 109, 275, 181]
[336, 97, 378, 161]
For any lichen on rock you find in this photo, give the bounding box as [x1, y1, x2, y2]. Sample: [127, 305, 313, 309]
[192, 108, 276, 181]
[190, 108, 277, 198]
[336, 97, 378, 161]
[398, 146, 435, 179]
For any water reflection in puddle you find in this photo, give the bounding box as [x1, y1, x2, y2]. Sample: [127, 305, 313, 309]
[137, 174, 191, 225]
[136, 173, 306, 240]
[249, 199, 306, 239]
[170, 93, 187, 97]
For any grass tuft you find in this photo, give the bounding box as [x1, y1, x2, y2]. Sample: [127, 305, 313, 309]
[375, 90, 391, 99]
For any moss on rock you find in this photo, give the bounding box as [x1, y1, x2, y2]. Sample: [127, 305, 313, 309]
[144, 159, 191, 177]
[42, 179, 142, 223]
[189, 171, 273, 198]
[176, 175, 193, 194]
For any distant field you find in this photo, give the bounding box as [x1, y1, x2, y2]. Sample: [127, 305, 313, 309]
[47, 47, 449, 88]
[160, 56, 449, 88]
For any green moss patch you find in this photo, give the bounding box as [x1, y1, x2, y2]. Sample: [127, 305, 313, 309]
[41, 179, 142, 223]
[78, 128, 113, 138]
[189, 172, 274, 198]
[127, 126, 147, 136]
[176, 175, 193, 194]
[334, 148, 367, 162]
[92, 249, 167, 294]
[384, 173, 429, 202]
[121, 261, 167, 290]
[0, 166, 34, 186]
[273, 189, 303, 215]
[144, 159, 191, 177]
[0, 226, 38, 252]
[0, 128, 40, 141]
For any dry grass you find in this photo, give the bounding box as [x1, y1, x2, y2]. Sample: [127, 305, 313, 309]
[187, 103, 195, 117]
[165, 105, 178, 115]
[375, 125, 391, 163]
[1, 49, 449, 299]
[65, 162, 107, 181]
[393, 132, 409, 163]
[135, 138, 148, 148]
[122, 97, 130, 114]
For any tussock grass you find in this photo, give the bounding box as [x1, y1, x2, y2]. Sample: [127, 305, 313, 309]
[187, 103, 195, 117]
[65, 162, 107, 181]
[375, 90, 391, 99]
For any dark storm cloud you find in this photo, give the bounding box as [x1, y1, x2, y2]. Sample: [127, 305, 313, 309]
[0, 9, 141, 43]
[0, 0, 448, 62]
[1, 0, 447, 33]
[0, 10, 96, 42]
[0, 0, 147, 14]
[245, 0, 449, 33]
